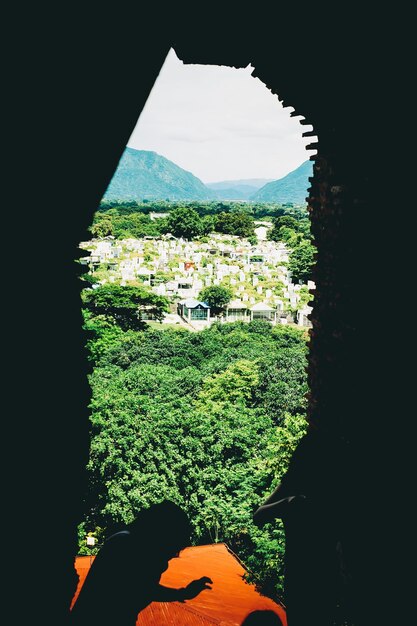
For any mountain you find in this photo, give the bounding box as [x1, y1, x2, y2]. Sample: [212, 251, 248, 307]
[206, 178, 274, 201]
[249, 160, 313, 204]
[103, 148, 217, 201]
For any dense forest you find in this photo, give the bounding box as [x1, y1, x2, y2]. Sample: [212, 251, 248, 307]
[97, 198, 304, 218]
[78, 200, 313, 600]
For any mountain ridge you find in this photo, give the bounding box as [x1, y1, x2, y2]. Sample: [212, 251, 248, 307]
[249, 160, 313, 203]
[103, 147, 216, 201]
[103, 147, 311, 204]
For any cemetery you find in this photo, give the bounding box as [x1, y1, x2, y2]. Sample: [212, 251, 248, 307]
[79, 231, 313, 330]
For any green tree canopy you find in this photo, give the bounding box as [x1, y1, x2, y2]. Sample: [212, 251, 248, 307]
[197, 359, 259, 407]
[288, 240, 316, 283]
[161, 206, 203, 239]
[268, 210, 311, 243]
[89, 211, 161, 239]
[214, 212, 255, 237]
[199, 285, 234, 317]
[82, 284, 169, 331]
[90, 215, 114, 238]
[80, 319, 309, 598]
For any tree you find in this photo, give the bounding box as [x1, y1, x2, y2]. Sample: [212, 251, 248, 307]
[253, 349, 309, 422]
[162, 207, 203, 239]
[199, 285, 233, 317]
[90, 214, 114, 238]
[79, 271, 101, 288]
[111, 213, 160, 239]
[82, 284, 169, 331]
[197, 359, 259, 406]
[268, 212, 311, 243]
[288, 240, 316, 283]
[82, 311, 125, 364]
[214, 212, 255, 237]
[201, 215, 216, 235]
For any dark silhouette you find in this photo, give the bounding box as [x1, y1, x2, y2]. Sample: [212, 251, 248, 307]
[253, 429, 352, 626]
[70, 501, 213, 625]
[241, 609, 283, 625]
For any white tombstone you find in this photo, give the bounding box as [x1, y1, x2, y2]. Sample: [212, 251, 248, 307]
[242, 293, 249, 301]
[230, 278, 237, 285]
[239, 271, 246, 282]
[205, 278, 212, 286]
[257, 286, 263, 294]
[252, 276, 259, 286]
[213, 278, 220, 285]
[265, 289, 272, 298]
[249, 296, 256, 304]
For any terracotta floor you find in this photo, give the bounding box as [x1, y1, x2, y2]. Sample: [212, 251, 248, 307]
[72, 543, 287, 626]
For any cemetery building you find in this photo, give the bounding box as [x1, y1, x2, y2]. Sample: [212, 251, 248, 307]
[177, 298, 210, 324]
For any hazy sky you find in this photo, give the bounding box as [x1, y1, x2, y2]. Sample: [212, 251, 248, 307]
[127, 49, 316, 184]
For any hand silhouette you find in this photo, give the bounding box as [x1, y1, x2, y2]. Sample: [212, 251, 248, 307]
[180, 576, 213, 600]
[253, 495, 308, 527]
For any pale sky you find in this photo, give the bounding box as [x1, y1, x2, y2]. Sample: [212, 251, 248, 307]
[127, 48, 316, 184]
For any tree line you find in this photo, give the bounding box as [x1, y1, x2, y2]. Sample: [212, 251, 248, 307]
[97, 198, 304, 218]
[89, 202, 315, 284]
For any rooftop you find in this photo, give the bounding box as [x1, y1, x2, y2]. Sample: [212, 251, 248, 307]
[227, 300, 248, 309]
[180, 299, 210, 309]
[250, 302, 275, 311]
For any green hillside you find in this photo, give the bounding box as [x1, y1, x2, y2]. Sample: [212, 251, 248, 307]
[103, 148, 217, 201]
[250, 160, 313, 204]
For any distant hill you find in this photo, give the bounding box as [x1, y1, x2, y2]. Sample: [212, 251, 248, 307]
[249, 161, 313, 204]
[206, 178, 273, 201]
[103, 148, 217, 201]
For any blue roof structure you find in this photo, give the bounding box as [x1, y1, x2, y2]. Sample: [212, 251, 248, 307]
[180, 299, 210, 309]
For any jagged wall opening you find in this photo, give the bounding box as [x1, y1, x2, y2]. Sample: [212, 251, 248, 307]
[8, 8, 403, 626]
[77, 47, 318, 614]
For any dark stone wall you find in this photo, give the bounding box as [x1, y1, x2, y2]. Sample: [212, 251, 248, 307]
[4, 5, 408, 625]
